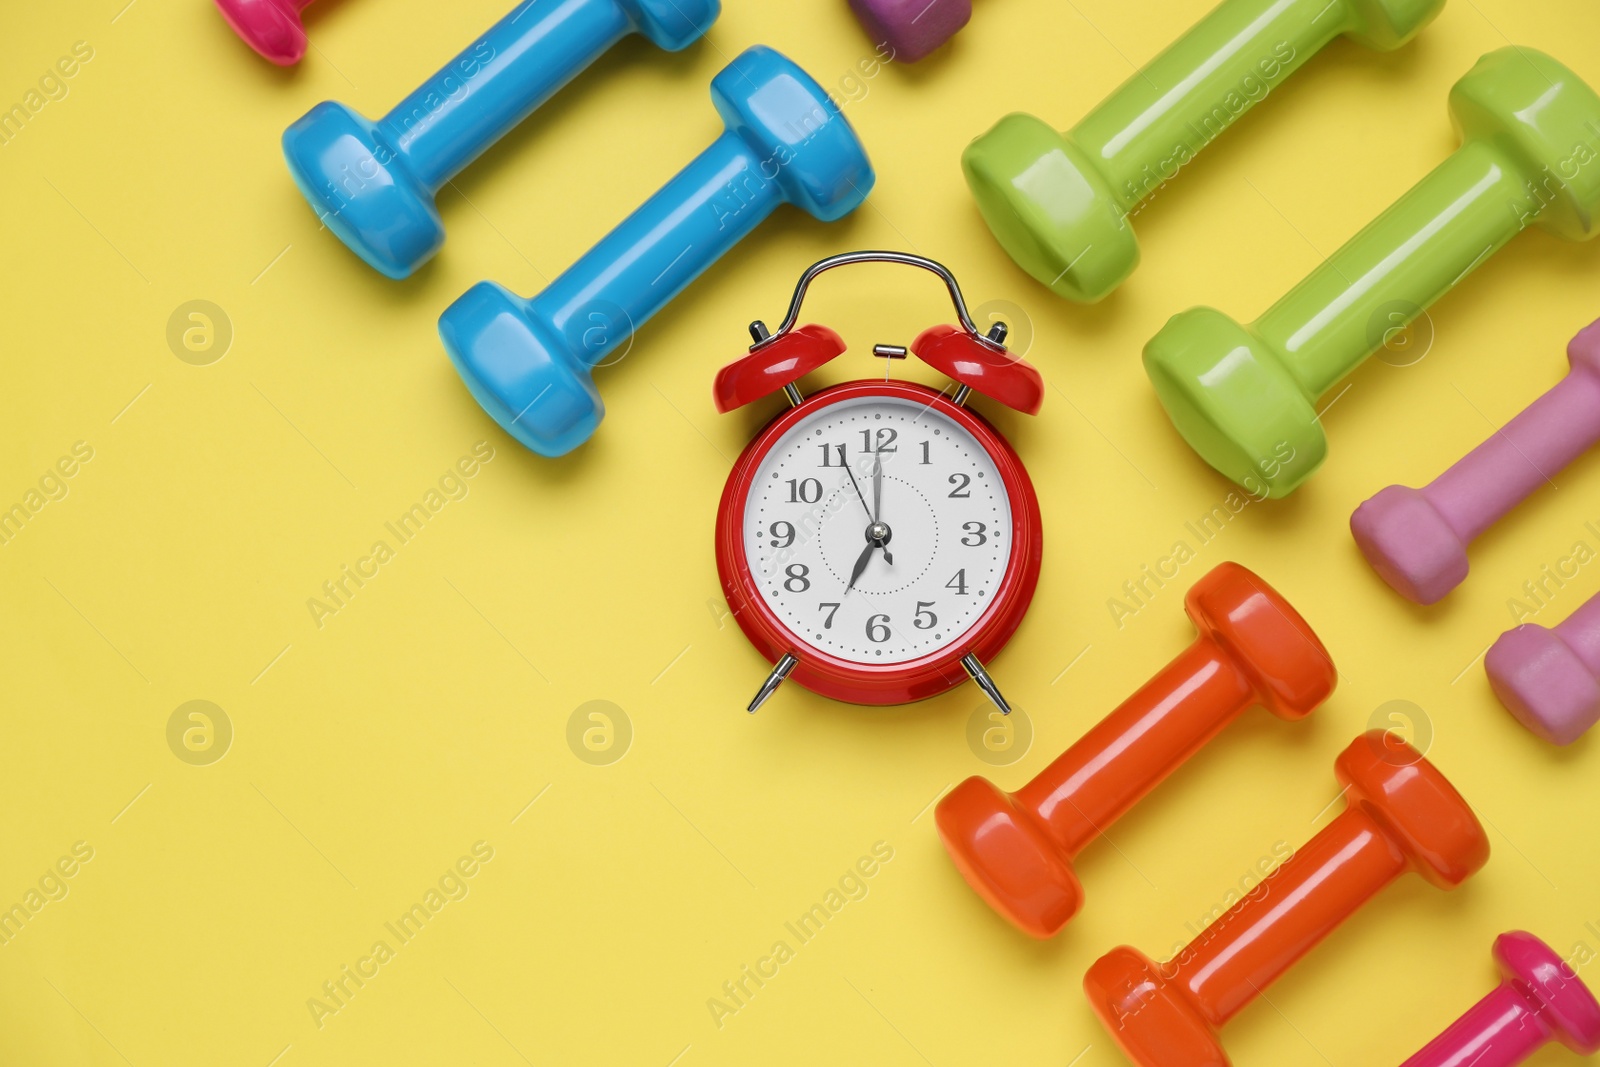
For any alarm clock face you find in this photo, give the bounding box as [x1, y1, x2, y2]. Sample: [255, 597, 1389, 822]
[740, 394, 1012, 664]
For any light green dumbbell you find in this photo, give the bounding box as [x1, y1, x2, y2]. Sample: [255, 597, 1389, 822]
[963, 0, 1445, 302]
[1146, 47, 1600, 498]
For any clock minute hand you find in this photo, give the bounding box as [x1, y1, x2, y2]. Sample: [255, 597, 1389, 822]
[871, 454, 892, 565]
[843, 459, 872, 521]
[872, 453, 883, 522]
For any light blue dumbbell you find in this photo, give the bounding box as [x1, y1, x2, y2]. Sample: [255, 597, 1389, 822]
[439, 45, 876, 457]
[282, 0, 721, 278]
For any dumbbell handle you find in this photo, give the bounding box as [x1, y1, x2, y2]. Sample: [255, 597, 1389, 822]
[526, 130, 783, 370]
[1015, 636, 1255, 857]
[1550, 589, 1600, 676]
[1166, 806, 1402, 1025]
[1071, 0, 1334, 213]
[1255, 139, 1525, 400]
[381, 0, 640, 192]
[1419, 360, 1600, 546]
[1402, 984, 1554, 1067]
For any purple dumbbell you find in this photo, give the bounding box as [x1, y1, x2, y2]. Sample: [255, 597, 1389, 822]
[847, 0, 969, 62]
[1400, 931, 1600, 1067]
[1486, 590, 1600, 745]
[1352, 319, 1600, 604]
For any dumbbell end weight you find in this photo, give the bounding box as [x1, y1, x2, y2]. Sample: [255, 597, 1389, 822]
[1144, 307, 1324, 497]
[1489, 932, 1600, 1055]
[1350, 487, 1466, 605]
[1083, 946, 1230, 1067]
[1485, 624, 1600, 745]
[1338, 729, 1488, 889]
[215, 0, 307, 66]
[440, 282, 603, 458]
[619, 0, 724, 51]
[935, 778, 1084, 939]
[1449, 48, 1600, 244]
[283, 102, 443, 279]
[848, 0, 971, 63]
[936, 564, 1334, 940]
[962, 114, 1138, 303]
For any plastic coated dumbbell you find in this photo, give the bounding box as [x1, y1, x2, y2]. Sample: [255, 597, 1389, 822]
[1084, 730, 1489, 1067]
[439, 46, 875, 458]
[1353, 319, 1600, 604]
[963, 0, 1444, 303]
[215, 0, 315, 65]
[936, 562, 1335, 939]
[1145, 47, 1600, 498]
[1400, 931, 1600, 1067]
[1486, 590, 1600, 746]
[282, 0, 720, 279]
[847, 0, 970, 63]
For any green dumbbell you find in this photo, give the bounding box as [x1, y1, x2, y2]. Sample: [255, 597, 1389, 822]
[1147, 47, 1600, 498]
[962, 0, 1446, 303]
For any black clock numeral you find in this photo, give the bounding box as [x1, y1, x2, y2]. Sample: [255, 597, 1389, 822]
[948, 473, 971, 498]
[784, 564, 811, 593]
[769, 521, 796, 549]
[961, 521, 987, 546]
[919, 440, 931, 465]
[865, 614, 891, 643]
[787, 477, 823, 503]
[859, 427, 898, 453]
[946, 569, 969, 595]
[818, 443, 846, 467]
[913, 601, 937, 629]
[818, 602, 840, 628]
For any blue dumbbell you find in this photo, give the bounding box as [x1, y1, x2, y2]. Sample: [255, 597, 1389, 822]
[282, 0, 721, 279]
[439, 45, 876, 457]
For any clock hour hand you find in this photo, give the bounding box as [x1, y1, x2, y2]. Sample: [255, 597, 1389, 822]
[845, 539, 875, 594]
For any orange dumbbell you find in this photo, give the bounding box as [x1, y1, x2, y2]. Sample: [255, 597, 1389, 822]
[1084, 731, 1490, 1066]
[936, 562, 1336, 938]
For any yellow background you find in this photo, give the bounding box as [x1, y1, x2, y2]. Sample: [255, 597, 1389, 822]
[3, 0, 1599, 1063]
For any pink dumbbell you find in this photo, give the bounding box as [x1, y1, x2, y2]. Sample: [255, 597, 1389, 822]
[1400, 931, 1600, 1066]
[214, 0, 315, 66]
[1352, 318, 1600, 604]
[1486, 590, 1600, 745]
[847, 0, 969, 62]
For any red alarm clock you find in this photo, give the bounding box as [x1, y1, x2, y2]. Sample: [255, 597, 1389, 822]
[713, 251, 1044, 713]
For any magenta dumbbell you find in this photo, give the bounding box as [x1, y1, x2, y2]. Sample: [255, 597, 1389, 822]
[1486, 590, 1600, 745]
[1353, 319, 1600, 604]
[847, 0, 969, 62]
[1400, 931, 1600, 1066]
[214, 0, 315, 66]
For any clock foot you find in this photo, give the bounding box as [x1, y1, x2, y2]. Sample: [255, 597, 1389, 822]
[962, 654, 1010, 715]
[747, 653, 798, 714]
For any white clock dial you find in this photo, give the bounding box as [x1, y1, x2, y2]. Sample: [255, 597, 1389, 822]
[742, 395, 1013, 664]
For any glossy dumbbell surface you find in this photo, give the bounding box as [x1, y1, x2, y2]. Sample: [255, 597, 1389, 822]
[936, 562, 1335, 938]
[283, 0, 720, 278]
[440, 45, 875, 457]
[1146, 47, 1600, 497]
[964, 0, 1445, 302]
[216, 0, 313, 65]
[1084, 731, 1489, 1067]
[1401, 931, 1600, 1067]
